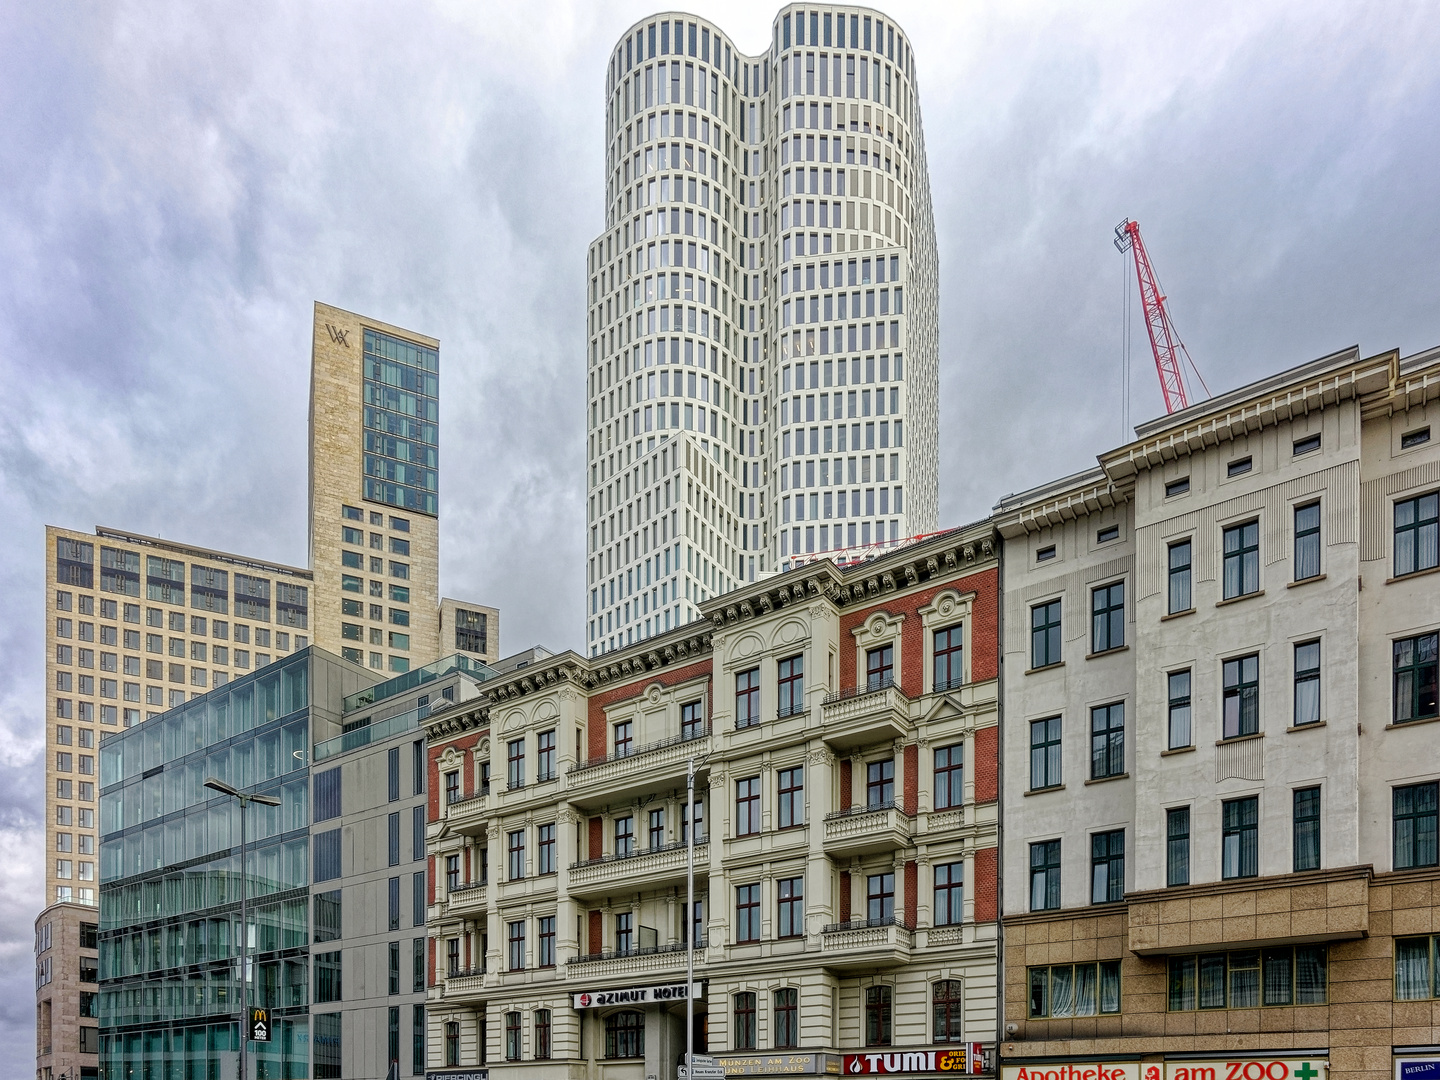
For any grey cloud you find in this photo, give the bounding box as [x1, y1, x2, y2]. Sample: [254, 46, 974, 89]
[1, 1, 1437, 1072]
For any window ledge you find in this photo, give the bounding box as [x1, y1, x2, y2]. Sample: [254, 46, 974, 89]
[1287, 573, 1327, 589]
[1161, 746, 1196, 756]
[1085, 772, 1130, 786]
[1024, 784, 1065, 797]
[1216, 732, 1265, 746]
[1386, 714, 1440, 731]
[1085, 645, 1130, 661]
[1024, 662, 1065, 676]
[1287, 721, 1327, 734]
[1215, 589, 1265, 608]
[1386, 564, 1440, 585]
[1161, 608, 1196, 622]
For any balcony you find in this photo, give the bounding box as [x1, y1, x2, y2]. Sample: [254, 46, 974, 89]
[567, 728, 711, 805]
[567, 942, 707, 980]
[1127, 865, 1371, 955]
[820, 917, 914, 971]
[444, 789, 489, 833]
[444, 882, 487, 918]
[823, 803, 914, 856]
[441, 966, 487, 1000]
[820, 683, 911, 750]
[568, 840, 709, 897]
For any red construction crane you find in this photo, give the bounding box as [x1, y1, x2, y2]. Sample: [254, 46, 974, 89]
[1114, 218, 1207, 414]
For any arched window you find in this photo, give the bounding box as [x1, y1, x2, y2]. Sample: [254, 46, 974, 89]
[864, 986, 892, 1047]
[733, 992, 757, 1049]
[444, 1022, 459, 1066]
[605, 1011, 645, 1058]
[774, 987, 798, 1049]
[933, 980, 964, 1043]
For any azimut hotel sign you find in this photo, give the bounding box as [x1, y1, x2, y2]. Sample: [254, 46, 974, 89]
[572, 980, 706, 1009]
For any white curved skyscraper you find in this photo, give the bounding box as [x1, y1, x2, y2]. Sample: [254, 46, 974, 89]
[586, 5, 938, 655]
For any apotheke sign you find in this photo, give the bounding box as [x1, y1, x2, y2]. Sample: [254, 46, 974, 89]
[572, 980, 706, 1009]
[1002, 1064, 1140, 1080]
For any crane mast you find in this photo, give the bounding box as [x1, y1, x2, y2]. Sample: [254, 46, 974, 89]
[1114, 218, 1196, 414]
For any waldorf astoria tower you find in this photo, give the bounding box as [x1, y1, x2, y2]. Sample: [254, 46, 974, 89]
[585, 5, 939, 654]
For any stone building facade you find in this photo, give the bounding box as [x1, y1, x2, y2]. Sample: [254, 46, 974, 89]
[994, 344, 1440, 1080]
[425, 525, 1000, 1080]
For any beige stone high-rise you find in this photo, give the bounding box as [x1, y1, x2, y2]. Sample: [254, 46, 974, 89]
[37, 301, 498, 1080]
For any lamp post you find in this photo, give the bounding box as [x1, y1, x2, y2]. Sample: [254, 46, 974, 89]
[205, 777, 282, 1080]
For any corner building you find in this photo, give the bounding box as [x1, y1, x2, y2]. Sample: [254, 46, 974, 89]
[586, 6, 940, 655]
[994, 346, 1440, 1080]
[426, 526, 999, 1080]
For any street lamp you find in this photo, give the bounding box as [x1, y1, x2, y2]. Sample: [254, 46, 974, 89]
[204, 778, 282, 1080]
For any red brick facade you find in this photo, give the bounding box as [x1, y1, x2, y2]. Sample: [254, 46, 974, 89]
[974, 846, 998, 923]
[973, 725, 998, 805]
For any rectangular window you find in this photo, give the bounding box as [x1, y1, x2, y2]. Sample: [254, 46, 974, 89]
[538, 916, 556, 967]
[537, 729, 556, 781]
[777, 876, 804, 937]
[866, 644, 894, 689]
[613, 813, 637, 857]
[1167, 947, 1327, 1009]
[1394, 781, 1439, 870]
[1028, 961, 1122, 1017]
[735, 883, 761, 942]
[867, 872, 895, 922]
[1090, 703, 1124, 779]
[735, 668, 760, 728]
[778, 654, 804, 716]
[1030, 717, 1062, 790]
[387, 748, 401, 803]
[1091, 830, 1125, 904]
[388, 876, 400, 931]
[534, 1009, 552, 1060]
[1168, 540, 1192, 613]
[314, 767, 341, 821]
[389, 939, 401, 994]
[777, 765, 804, 828]
[388, 812, 400, 866]
[507, 738, 525, 789]
[413, 1004, 426, 1073]
[733, 992, 757, 1050]
[1223, 654, 1260, 738]
[538, 823, 556, 874]
[615, 911, 633, 954]
[1166, 476, 1190, 498]
[774, 987, 799, 1049]
[864, 986, 892, 1047]
[1394, 492, 1439, 576]
[1293, 640, 1321, 726]
[934, 744, 963, 810]
[1222, 520, 1261, 598]
[444, 770, 459, 805]
[933, 623, 964, 690]
[1030, 840, 1061, 911]
[444, 854, 459, 892]
[866, 758, 894, 808]
[505, 1010, 521, 1060]
[1031, 600, 1061, 668]
[1222, 796, 1260, 879]
[1167, 807, 1191, 886]
[413, 871, 425, 927]
[1395, 936, 1440, 1000]
[934, 861, 964, 925]
[1167, 670, 1192, 748]
[736, 776, 761, 835]
[314, 951, 342, 1003]
[508, 922, 525, 971]
[613, 720, 633, 757]
[1293, 787, 1322, 872]
[1294, 502, 1321, 580]
[1394, 633, 1439, 724]
[508, 830, 525, 879]
[314, 829, 341, 882]
[1091, 581, 1124, 653]
[681, 699, 705, 738]
[648, 808, 665, 850]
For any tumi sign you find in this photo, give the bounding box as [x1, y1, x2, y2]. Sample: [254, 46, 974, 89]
[846, 1048, 988, 1075]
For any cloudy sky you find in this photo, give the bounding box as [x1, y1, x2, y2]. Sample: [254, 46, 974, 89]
[1, 0, 1437, 1066]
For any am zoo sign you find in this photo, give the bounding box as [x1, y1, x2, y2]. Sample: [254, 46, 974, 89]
[1154, 1061, 1326, 1080]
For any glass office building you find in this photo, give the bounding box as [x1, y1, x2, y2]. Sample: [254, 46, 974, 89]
[97, 648, 370, 1080]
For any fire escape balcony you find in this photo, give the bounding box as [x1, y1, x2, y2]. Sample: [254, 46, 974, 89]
[820, 682, 911, 751]
[823, 802, 914, 857]
[820, 916, 915, 971]
[568, 840, 709, 898]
